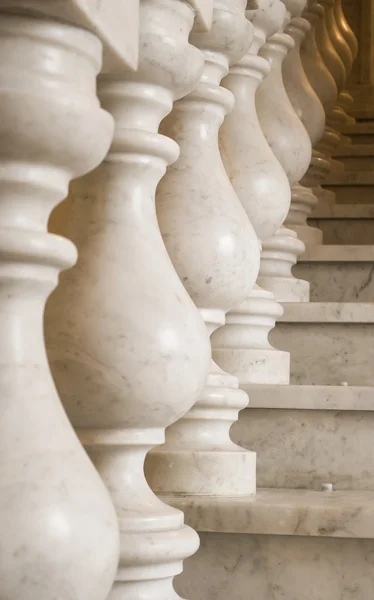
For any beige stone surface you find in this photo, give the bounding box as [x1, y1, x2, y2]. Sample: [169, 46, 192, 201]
[175, 533, 374, 600]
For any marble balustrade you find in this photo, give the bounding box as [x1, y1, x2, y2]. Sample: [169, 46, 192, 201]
[0, 0, 359, 597]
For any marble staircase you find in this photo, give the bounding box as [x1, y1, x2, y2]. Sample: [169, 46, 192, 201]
[3, 0, 374, 599]
[309, 203, 374, 244]
[323, 171, 374, 204]
[294, 245, 374, 301]
[170, 2, 374, 599]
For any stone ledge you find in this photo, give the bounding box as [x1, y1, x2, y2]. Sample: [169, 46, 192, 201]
[342, 122, 374, 135]
[311, 204, 374, 218]
[279, 302, 374, 323]
[243, 384, 374, 411]
[162, 489, 374, 539]
[299, 245, 374, 262]
[324, 172, 374, 185]
[335, 144, 374, 157]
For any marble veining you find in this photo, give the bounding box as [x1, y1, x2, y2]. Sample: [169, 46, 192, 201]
[146, 0, 260, 497]
[175, 533, 374, 600]
[45, 1, 212, 597]
[243, 383, 374, 410]
[309, 219, 374, 245]
[163, 488, 374, 538]
[271, 314, 374, 386]
[295, 262, 374, 302]
[211, 0, 291, 386]
[233, 407, 374, 490]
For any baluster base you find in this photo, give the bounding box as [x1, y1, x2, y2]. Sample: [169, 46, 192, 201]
[146, 364, 256, 496]
[211, 285, 290, 385]
[259, 227, 310, 303]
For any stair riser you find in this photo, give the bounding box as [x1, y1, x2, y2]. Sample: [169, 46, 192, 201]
[324, 185, 374, 204]
[270, 322, 374, 386]
[232, 408, 374, 490]
[335, 156, 374, 170]
[308, 218, 374, 245]
[349, 134, 374, 144]
[293, 263, 374, 302]
[176, 533, 374, 600]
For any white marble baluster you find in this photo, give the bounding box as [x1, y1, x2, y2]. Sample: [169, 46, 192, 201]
[255, 2, 311, 302]
[146, 0, 260, 496]
[301, 2, 338, 115]
[334, 0, 358, 61]
[326, 0, 352, 73]
[45, 0, 213, 598]
[320, 0, 353, 128]
[0, 11, 120, 600]
[281, 0, 326, 246]
[328, 0, 355, 126]
[301, 2, 339, 209]
[316, 0, 346, 93]
[314, 0, 351, 168]
[210, 0, 291, 386]
[283, 4, 325, 146]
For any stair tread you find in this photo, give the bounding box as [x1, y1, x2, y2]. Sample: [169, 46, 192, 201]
[162, 488, 374, 539]
[324, 172, 374, 185]
[343, 122, 374, 134]
[300, 245, 374, 262]
[311, 204, 374, 218]
[279, 302, 374, 323]
[243, 384, 374, 410]
[335, 144, 374, 157]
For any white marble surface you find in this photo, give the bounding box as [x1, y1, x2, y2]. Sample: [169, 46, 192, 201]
[163, 488, 374, 537]
[334, 0, 358, 59]
[323, 0, 352, 75]
[315, 0, 345, 93]
[309, 218, 374, 245]
[301, 245, 374, 261]
[294, 264, 374, 301]
[256, 11, 312, 302]
[0, 13, 120, 600]
[220, 4, 290, 243]
[0, 0, 140, 71]
[212, 285, 290, 385]
[283, 15, 325, 147]
[259, 227, 310, 302]
[243, 383, 374, 410]
[335, 144, 374, 157]
[257, 30, 311, 185]
[271, 303, 374, 385]
[309, 204, 374, 244]
[323, 184, 374, 205]
[301, 2, 337, 114]
[212, 0, 291, 386]
[46, 1, 211, 597]
[343, 122, 374, 138]
[279, 301, 374, 322]
[324, 171, 374, 185]
[285, 183, 323, 245]
[233, 405, 374, 490]
[294, 245, 374, 301]
[332, 147, 374, 171]
[311, 204, 374, 218]
[148, 0, 260, 497]
[175, 533, 374, 600]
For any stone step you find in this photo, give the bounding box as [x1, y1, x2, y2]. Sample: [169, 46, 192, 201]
[293, 246, 374, 302]
[168, 490, 374, 600]
[269, 302, 374, 386]
[309, 204, 374, 245]
[342, 121, 374, 144]
[334, 143, 374, 170]
[232, 384, 374, 491]
[323, 171, 374, 204]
